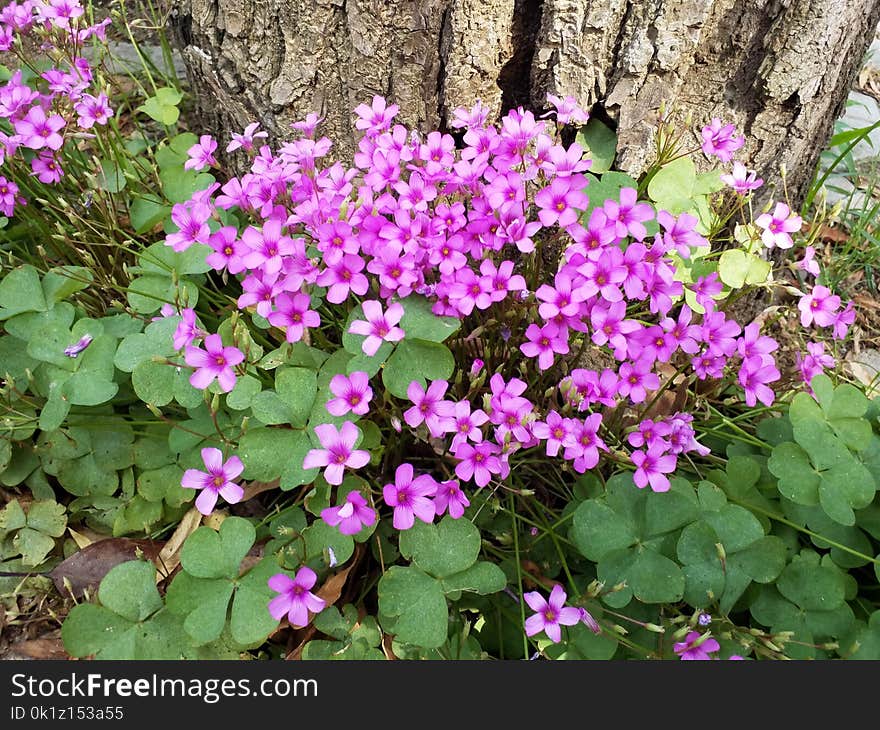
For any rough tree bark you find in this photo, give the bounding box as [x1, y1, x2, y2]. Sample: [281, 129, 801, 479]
[168, 0, 880, 204]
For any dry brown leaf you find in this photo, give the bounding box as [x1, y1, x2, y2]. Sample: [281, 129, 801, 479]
[155, 507, 202, 581]
[66, 527, 95, 551]
[381, 633, 398, 660]
[241, 479, 280, 502]
[49, 538, 163, 599]
[315, 562, 356, 608]
[9, 635, 68, 660]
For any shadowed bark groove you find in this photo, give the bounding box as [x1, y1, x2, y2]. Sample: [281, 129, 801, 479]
[170, 0, 880, 204]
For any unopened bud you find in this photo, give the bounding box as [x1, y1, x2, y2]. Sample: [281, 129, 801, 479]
[145, 402, 162, 417]
[645, 623, 665, 634]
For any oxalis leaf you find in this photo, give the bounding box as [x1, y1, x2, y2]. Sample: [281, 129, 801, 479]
[378, 566, 448, 649]
[382, 339, 455, 399]
[398, 516, 481, 578]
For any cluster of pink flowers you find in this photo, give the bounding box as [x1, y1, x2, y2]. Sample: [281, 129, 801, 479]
[0, 0, 113, 215]
[161, 94, 856, 528]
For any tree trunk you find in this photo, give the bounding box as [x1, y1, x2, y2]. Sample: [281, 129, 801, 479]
[168, 0, 880, 204]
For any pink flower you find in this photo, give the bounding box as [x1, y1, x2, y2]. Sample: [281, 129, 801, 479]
[700, 118, 744, 163]
[832, 301, 855, 340]
[0, 176, 20, 218]
[63, 334, 93, 358]
[404, 380, 454, 438]
[181, 447, 244, 515]
[720, 161, 763, 195]
[268, 567, 326, 628]
[531, 411, 573, 457]
[738, 355, 780, 407]
[326, 371, 373, 417]
[227, 122, 268, 153]
[184, 334, 244, 392]
[15, 105, 65, 151]
[798, 284, 841, 328]
[603, 187, 654, 241]
[453, 441, 505, 488]
[185, 134, 218, 171]
[534, 176, 589, 227]
[631, 446, 677, 493]
[74, 93, 112, 129]
[382, 463, 437, 530]
[520, 322, 569, 371]
[756, 202, 802, 250]
[795, 245, 820, 278]
[321, 490, 376, 535]
[545, 93, 589, 125]
[30, 152, 63, 184]
[433, 479, 470, 519]
[165, 202, 212, 252]
[303, 422, 371, 486]
[354, 95, 399, 135]
[316, 253, 369, 304]
[524, 584, 581, 644]
[673, 631, 721, 660]
[347, 300, 405, 356]
[173, 308, 206, 350]
[796, 341, 836, 392]
[267, 292, 320, 343]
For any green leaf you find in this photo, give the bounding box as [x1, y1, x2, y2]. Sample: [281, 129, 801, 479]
[302, 519, 354, 566]
[439, 561, 506, 595]
[132, 360, 176, 406]
[39, 386, 70, 431]
[818, 458, 876, 526]
[61, 604, 134, 658]
[378, 566, 448, 649]
[598, 546, 685, 605]
[776, 554, 846, 611]
[576, 118, 617, 174]
[231, 558, 283, 645]
[114, 316, 179, 372]
[226, 374, 262, 410]
[0, 499, 26, 530]
[676, 521, 725, 607]
[239, 427, 309, 482]
[63, 370, 118, 406]
[180, 517, 255, 579]
[644, 480, 699, 536]
[160, 168, 216, 205]
[165, 571, 232, 645]
[703, 504, 764, 552]
[0, 265, 47, 320]
[129, 194, 171, 234]
[97, 560, 163, 622]
[398, 295, 460, 343]
[26, 500, 66, 536]
[382, 339, 455, 399]
[276, 367, 318, 428]
[647, 157, 695, 213]
[137, 87, 182, 125]
[398, 516, 481, 578]
[136, 241, 213, 277]
[251, 390, 293, 425]
[41, 266, 93, 304]
[127, 274, 198, 315]
[718, 249, 771, 289]
[13, 527, 56, 566]
[768, 442, 820, 505]
[571, 500, 637, 560]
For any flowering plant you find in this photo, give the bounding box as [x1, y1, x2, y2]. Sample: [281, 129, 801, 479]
[0, 1, 877, 662]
